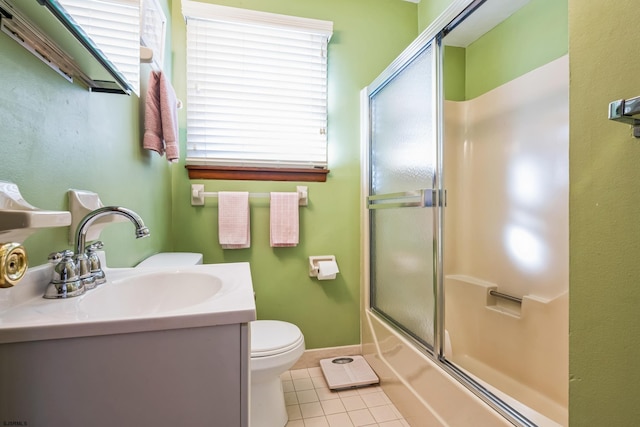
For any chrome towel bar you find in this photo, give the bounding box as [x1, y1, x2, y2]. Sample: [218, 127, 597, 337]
[489, 290, 522, 304]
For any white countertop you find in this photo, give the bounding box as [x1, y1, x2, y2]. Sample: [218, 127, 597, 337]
[0, 257, 257, 344]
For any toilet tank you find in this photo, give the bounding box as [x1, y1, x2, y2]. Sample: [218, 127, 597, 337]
[136, 252, 203, 268]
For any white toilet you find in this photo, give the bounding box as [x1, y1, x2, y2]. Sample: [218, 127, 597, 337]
[136, 253, 305, 427]
[250, 319, 305, 427]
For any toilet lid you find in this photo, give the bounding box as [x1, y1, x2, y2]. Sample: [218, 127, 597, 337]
[251, 320, 304, 357]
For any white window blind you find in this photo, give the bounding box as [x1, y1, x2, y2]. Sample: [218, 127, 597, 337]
[182, 1, 333, 170]
[58, 0, 140, 94]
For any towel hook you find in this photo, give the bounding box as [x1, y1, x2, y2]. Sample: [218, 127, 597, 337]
[609, 96, 640, 137]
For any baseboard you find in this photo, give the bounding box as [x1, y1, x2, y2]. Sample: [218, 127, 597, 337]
[291, 345, 362, 369]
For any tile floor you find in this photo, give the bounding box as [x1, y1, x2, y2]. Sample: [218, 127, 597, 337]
[282, 367, 409, 427]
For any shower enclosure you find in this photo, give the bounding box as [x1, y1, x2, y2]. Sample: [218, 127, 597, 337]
[367, 40, 439, 350]
[361, 0, 568, 426]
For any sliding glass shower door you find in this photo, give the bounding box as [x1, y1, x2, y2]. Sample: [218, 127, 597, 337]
[367, 41, 439, 349]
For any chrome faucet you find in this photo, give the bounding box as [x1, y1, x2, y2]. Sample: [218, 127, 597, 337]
[74, 206, 150, 257]
[44, 206, 150, 299]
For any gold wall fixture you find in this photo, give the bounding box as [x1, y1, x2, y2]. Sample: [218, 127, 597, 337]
[0, 242, 28, 288]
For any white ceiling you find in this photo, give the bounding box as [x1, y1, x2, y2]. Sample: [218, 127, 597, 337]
[442, 0, 531, 47]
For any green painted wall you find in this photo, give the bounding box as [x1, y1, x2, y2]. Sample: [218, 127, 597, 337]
[569, 1, 640, 424]
[443, 46, 466, 101]
[465, 0, 568, 99]
[441, 0, 568, 101]
[0, 1, 175, 267]
[169, 0, 418, 349]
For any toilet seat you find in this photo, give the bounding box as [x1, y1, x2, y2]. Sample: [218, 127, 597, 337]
[251, 320, 304, 357]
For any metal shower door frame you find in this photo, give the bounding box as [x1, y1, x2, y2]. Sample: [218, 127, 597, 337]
[363, 36, 442, 354]
[361, 0, 540, 425]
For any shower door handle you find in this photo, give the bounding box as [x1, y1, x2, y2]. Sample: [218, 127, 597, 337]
[367, 189, 445, 209]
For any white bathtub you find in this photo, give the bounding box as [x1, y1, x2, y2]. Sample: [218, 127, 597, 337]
[445, 274, 568, 424]
[360, 274, 568, 426]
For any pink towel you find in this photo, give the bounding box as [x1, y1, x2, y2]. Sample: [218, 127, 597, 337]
[159, 72, 180, 162]
[270, 192, 299, 247]
[143, 71, 163, 155]
[218, 192, 250, 249]
[143, 71, 180, 162]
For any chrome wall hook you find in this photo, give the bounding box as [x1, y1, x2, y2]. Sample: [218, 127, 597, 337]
[609, 96, 640, 137]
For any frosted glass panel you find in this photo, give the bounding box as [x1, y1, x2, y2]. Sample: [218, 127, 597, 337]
[371, 45, 435, 195]
[369, 44, 436, 347]
[371, 208, 434, 345]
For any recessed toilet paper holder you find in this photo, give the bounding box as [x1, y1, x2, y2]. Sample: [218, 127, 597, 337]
[309, 255, 339, 280]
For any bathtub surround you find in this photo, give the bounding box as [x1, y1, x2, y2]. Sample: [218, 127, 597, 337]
[442, 54, 569, 424]
[444, 275, 568, 423]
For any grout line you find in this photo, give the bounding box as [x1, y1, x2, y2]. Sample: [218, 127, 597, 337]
[283, 367, 408, 427]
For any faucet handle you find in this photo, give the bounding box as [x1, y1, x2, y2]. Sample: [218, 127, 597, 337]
[48, 250, 78, 282]
[86, 241, 104, 252]
[48, 249, 73, 263]
[44, 250, 84, 299]
[74, 251, 96, 290]
[86, 241, 106, 285]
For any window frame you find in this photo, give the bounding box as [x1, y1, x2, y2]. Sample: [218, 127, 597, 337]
[182, 1, 333, 182]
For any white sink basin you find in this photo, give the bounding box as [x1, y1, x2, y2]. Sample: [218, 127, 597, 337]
[0, 261, 256, 344]
[80, 271, 224, 317]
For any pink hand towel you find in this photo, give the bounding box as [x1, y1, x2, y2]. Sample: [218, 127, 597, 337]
[218, 192, 250, 249]
[143, 71, 164, 155]
[158, 71, 180, 162]
[270, 192, 299, 247]
[143, 71, 180, 162]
